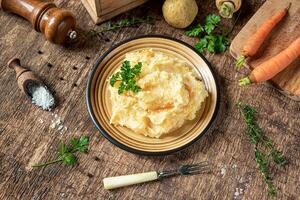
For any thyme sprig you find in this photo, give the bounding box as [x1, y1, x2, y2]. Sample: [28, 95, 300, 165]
[87, 16, 154, 38]
[237, 102, 287, 197]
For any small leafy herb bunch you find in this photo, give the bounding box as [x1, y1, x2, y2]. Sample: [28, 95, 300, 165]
[32, 136, 89, 168]
[185, 14, 229, 54]
[110, 60, 143, 95]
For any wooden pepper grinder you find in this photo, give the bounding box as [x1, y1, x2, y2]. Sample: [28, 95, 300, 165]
[0, 0, 77, 44]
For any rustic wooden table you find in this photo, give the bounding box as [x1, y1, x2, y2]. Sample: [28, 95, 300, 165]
[0, 0, 299, 200]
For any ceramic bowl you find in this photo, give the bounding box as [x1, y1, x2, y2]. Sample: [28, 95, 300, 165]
[86, 35, 219, 155]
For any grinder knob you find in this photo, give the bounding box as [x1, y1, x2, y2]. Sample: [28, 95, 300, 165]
[1, 0, 76, 44]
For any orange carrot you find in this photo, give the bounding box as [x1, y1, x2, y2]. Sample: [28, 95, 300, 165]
[239, 37, 300, 86]
[235, 3, 291, 69]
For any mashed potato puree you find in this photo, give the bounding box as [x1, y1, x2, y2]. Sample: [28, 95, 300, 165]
[109, 49, 208, 138]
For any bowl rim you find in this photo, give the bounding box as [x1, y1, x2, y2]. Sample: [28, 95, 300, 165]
[86, 35, 220, 156]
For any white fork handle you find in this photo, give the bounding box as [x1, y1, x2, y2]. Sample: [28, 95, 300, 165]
[103, 171, 158, 190]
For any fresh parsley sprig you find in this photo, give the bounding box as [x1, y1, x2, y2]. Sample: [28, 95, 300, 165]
[32, 136, 89, 168]
[88, 16, 154, 38]
[110, 60, 142, 95]
[185, 14, 230, 54]
[237, 102, 287, 197]
[204, 14, 221, 34]
[185, 24, 204, 37]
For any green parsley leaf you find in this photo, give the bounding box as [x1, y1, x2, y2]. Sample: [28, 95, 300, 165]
[185, 13, 230, 54]
[204, 23, 215, 35]
[205, 14, 221, 25]
[118, 82, 125, 95]
[206, 36, 216, 53]
[110, 72, 120, 87]
[194, 37, 208, 53]
[32, 136, 89, 168]
[185, 24, 204, 37]
[60, 153, 78, 165]
[204, 14, 221, 34]
[59, 142, 69, 156]
[131, 62, 142, 75]
[70, 136, 89, 153]
[110, 60, 143, 95]
[214, 35, 229, 53]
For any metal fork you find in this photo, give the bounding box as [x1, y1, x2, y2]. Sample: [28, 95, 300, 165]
[103, 161, 210, 190]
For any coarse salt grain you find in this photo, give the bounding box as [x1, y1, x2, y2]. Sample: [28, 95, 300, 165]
[29, 85, 55, 111]
[220, 167, 226, 176]
[234, 188, 240, 197]
[50, 114, 68, 134]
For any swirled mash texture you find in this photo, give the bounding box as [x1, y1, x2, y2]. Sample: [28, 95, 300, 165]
[109, 49, 208, 138]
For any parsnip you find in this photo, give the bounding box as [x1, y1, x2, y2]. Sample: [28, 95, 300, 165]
[216, 0, 242, 18]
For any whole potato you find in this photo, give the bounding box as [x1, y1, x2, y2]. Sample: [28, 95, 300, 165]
[162, 0, 198, 29]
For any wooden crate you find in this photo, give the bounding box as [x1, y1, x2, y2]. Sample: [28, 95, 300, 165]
[81, 0, 148, 24]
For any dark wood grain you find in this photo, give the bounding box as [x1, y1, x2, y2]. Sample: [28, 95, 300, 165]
[0, 0, 299, 200]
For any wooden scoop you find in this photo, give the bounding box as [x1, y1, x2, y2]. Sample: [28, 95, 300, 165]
[1, 0, 77, 44]
[8, 58, 43, 98]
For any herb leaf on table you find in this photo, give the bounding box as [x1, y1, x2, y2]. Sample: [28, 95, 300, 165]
[32, 136, 89, 168]
[204, 14, 221, 34]
[185, 13, 236, 54]
[185, 24, 204, 37]
[87, 16, 154, 38]
[237, 102, 287, 197]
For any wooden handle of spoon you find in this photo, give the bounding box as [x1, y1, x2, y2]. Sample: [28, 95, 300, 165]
[8, 58, 41, 97]
[1, 0, 76, 44]
[103, 171, 158, 190]
[8, 58, 29, 79]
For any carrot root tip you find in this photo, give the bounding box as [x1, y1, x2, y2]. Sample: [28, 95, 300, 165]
[235, 55, 246, 70]
[239, 77, 252, 86]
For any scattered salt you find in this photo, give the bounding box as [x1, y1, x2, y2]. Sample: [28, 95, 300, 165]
[38, 118, 44, 124]
[29, 85, 55, 111]
[57, 125, 64, 131]
[234, 188, 240, 198]
[59, 192, 67, 198]
[220, 167, 226, 176]
[234, 191, 239, 197]
[50, 114, 67, 134]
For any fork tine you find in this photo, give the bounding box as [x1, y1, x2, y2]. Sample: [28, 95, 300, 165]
[178, 161, 211, 175]
[185, 161, 210, 169]
[188, 164, 211, 174]
[189, 164, 210, 172]
[188, 167, 212, 175]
